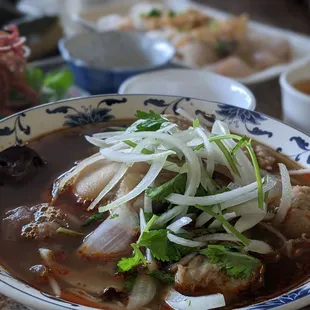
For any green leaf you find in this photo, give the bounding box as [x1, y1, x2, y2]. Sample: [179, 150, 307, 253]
[110, 213, 119, 219]
[146, 173, 187, 202]
[138, 229, 180, 262]
[26, 66, 44, 93]
[82, 212, 106, 227]
[146, 8, 162, 17]
[117, 244, 147, 272]
[200, 244, 262, 278]
[169, 10, 176, 17]
[148, 270, 174, 284]
[43, 69, 74, 98]
[128, 110, 168, 132]
[124, 275, 137, 290]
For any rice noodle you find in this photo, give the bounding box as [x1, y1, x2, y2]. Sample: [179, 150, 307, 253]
[273, 163, 292, 225]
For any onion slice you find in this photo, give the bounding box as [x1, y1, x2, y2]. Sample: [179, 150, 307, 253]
[273, 163, 292, 225]
[127, 275, 157, 309]
[167, 217, 192, 233]
[167, 232, 206, 247]
[165, 288, 225, 310]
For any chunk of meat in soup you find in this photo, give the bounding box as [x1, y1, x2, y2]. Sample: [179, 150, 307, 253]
[279, 186, 310, 239]
[175, 255, 263, 304]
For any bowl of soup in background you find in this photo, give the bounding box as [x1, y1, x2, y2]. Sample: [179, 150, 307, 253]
[2, 94, 310, 310]
[280, 58, 310, 134]
[58, 31, 175, 94]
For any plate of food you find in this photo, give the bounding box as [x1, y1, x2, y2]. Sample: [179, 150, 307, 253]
[1, 94, 310, 310]
[0, 25, 88, 120]
[74, 0, 310, 84]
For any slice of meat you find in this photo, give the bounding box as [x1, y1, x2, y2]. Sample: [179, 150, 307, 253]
[2, 203, 70, 241]
[279, 186, 310, 238]
[175, 255, 263, 304]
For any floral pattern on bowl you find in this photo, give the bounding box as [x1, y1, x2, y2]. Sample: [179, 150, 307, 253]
[0, 94, 310, 310]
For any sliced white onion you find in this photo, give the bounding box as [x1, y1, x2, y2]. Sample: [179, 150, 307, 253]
[79, 206, 139, 258]
[127, 275, 157, 310]
[175, 107, 194, 122]
[273, 163, 292, 225]
[167, 179, 260, 206]
[167, 232, 206, 247]
[289, 168, 310, 175]
[196, 128, 215, 177]
[234, 213, 265, 233]
[154, 205, 184, 227]
[169, 252, 197, 272]
[105, 132, 201, 196]
[165, 288, 225, 310]
[100, 148, 175, 164]
[85, 135, 111, 148]
[92, 131, 124, 139]
[226, 200, 266, 216]
[194, 233, 239, 243]
[245, 240, 274, 254]
[99, 156, 169, 212]
[48, 276, 61, 297]
[208, 212, 237, 229]
[144, 192, 153, 213]
[195, 212, 213, 228]
[167, 217, 192, 233]
[139, 208, 146, 231]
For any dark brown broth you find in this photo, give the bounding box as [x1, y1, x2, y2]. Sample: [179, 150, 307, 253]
[0, 120, 310, 309]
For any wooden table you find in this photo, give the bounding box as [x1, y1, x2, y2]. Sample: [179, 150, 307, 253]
[195, 0, 310, 119]
[1, 1, 310, 310]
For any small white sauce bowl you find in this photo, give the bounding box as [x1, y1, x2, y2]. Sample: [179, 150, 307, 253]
[118, 69, 256, 110]
[280, 58, 310, 134]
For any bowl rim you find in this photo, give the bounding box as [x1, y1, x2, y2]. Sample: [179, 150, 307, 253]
[58, 30, 176, 72]
[118, 68, 257, 111]
[1, 94, 310, 310]
[280, 59, 310, 101]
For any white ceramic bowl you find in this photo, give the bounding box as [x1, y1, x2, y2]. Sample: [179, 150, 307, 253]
[1, 94, 310, 310]
[280, 58, 310, 134]
[119, 69, 256, 110]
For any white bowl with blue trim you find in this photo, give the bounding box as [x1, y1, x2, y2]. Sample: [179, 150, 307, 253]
[1, 94, 310, 310]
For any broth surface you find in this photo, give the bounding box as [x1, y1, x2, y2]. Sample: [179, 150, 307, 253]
[1, 121, 310, 309]
[293, 78, 310, 96]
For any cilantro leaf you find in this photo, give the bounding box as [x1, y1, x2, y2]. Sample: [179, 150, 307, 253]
[138, 229, 180, 262]
[146, 173, 186, 202]
[127, 110, 168, 132]
[117, 244, 147, 272]
[146, 8, 162, 17]
[82, 212, 106, 227]
[200, 245, 262, 279]
[148, 270, 174, 284]
[124, 275, 137, 290]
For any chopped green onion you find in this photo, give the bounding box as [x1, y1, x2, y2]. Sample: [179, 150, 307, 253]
[82, 212, 106, 227]
[244, 140, 264, 210]
[56, 227, 84, 237]
[194, 143, 204, 151]
[213, 140, 240, 177]
[195, 205, 250, 246]
[193, 118, 200, 128]
[231, 136, 247, 155]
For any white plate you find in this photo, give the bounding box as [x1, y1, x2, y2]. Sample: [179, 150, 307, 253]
[74, 0, 310, 85]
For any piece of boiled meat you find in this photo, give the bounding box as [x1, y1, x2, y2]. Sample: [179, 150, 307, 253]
[175, 255, 263, 304]
[279, 186, 310, 239]
[2, 203, 69, 241]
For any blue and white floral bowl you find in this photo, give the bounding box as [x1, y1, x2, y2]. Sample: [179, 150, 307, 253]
[1, 94, 310, 310]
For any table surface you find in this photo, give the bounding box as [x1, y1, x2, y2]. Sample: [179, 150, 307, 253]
[1, 1, 310, 309]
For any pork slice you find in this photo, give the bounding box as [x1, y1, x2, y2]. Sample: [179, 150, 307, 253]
[175, 255, 262, 304]
[280, 186, 310, 238]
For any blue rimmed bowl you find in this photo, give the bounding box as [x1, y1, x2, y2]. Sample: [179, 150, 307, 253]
[58, 31, 175, 95]
[1, 94, 310, 310]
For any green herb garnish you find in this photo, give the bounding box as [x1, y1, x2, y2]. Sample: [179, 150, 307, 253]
[117, 243, 147, 272]
[82, 212, 106, 227]
[56, 227, 84, 237]
[147, 8, 162, 17]
[201, 244, 261, 278]
[146, 173, 186, 202]
[148, 270, 174, 284]
[110, 213, 119, 219]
